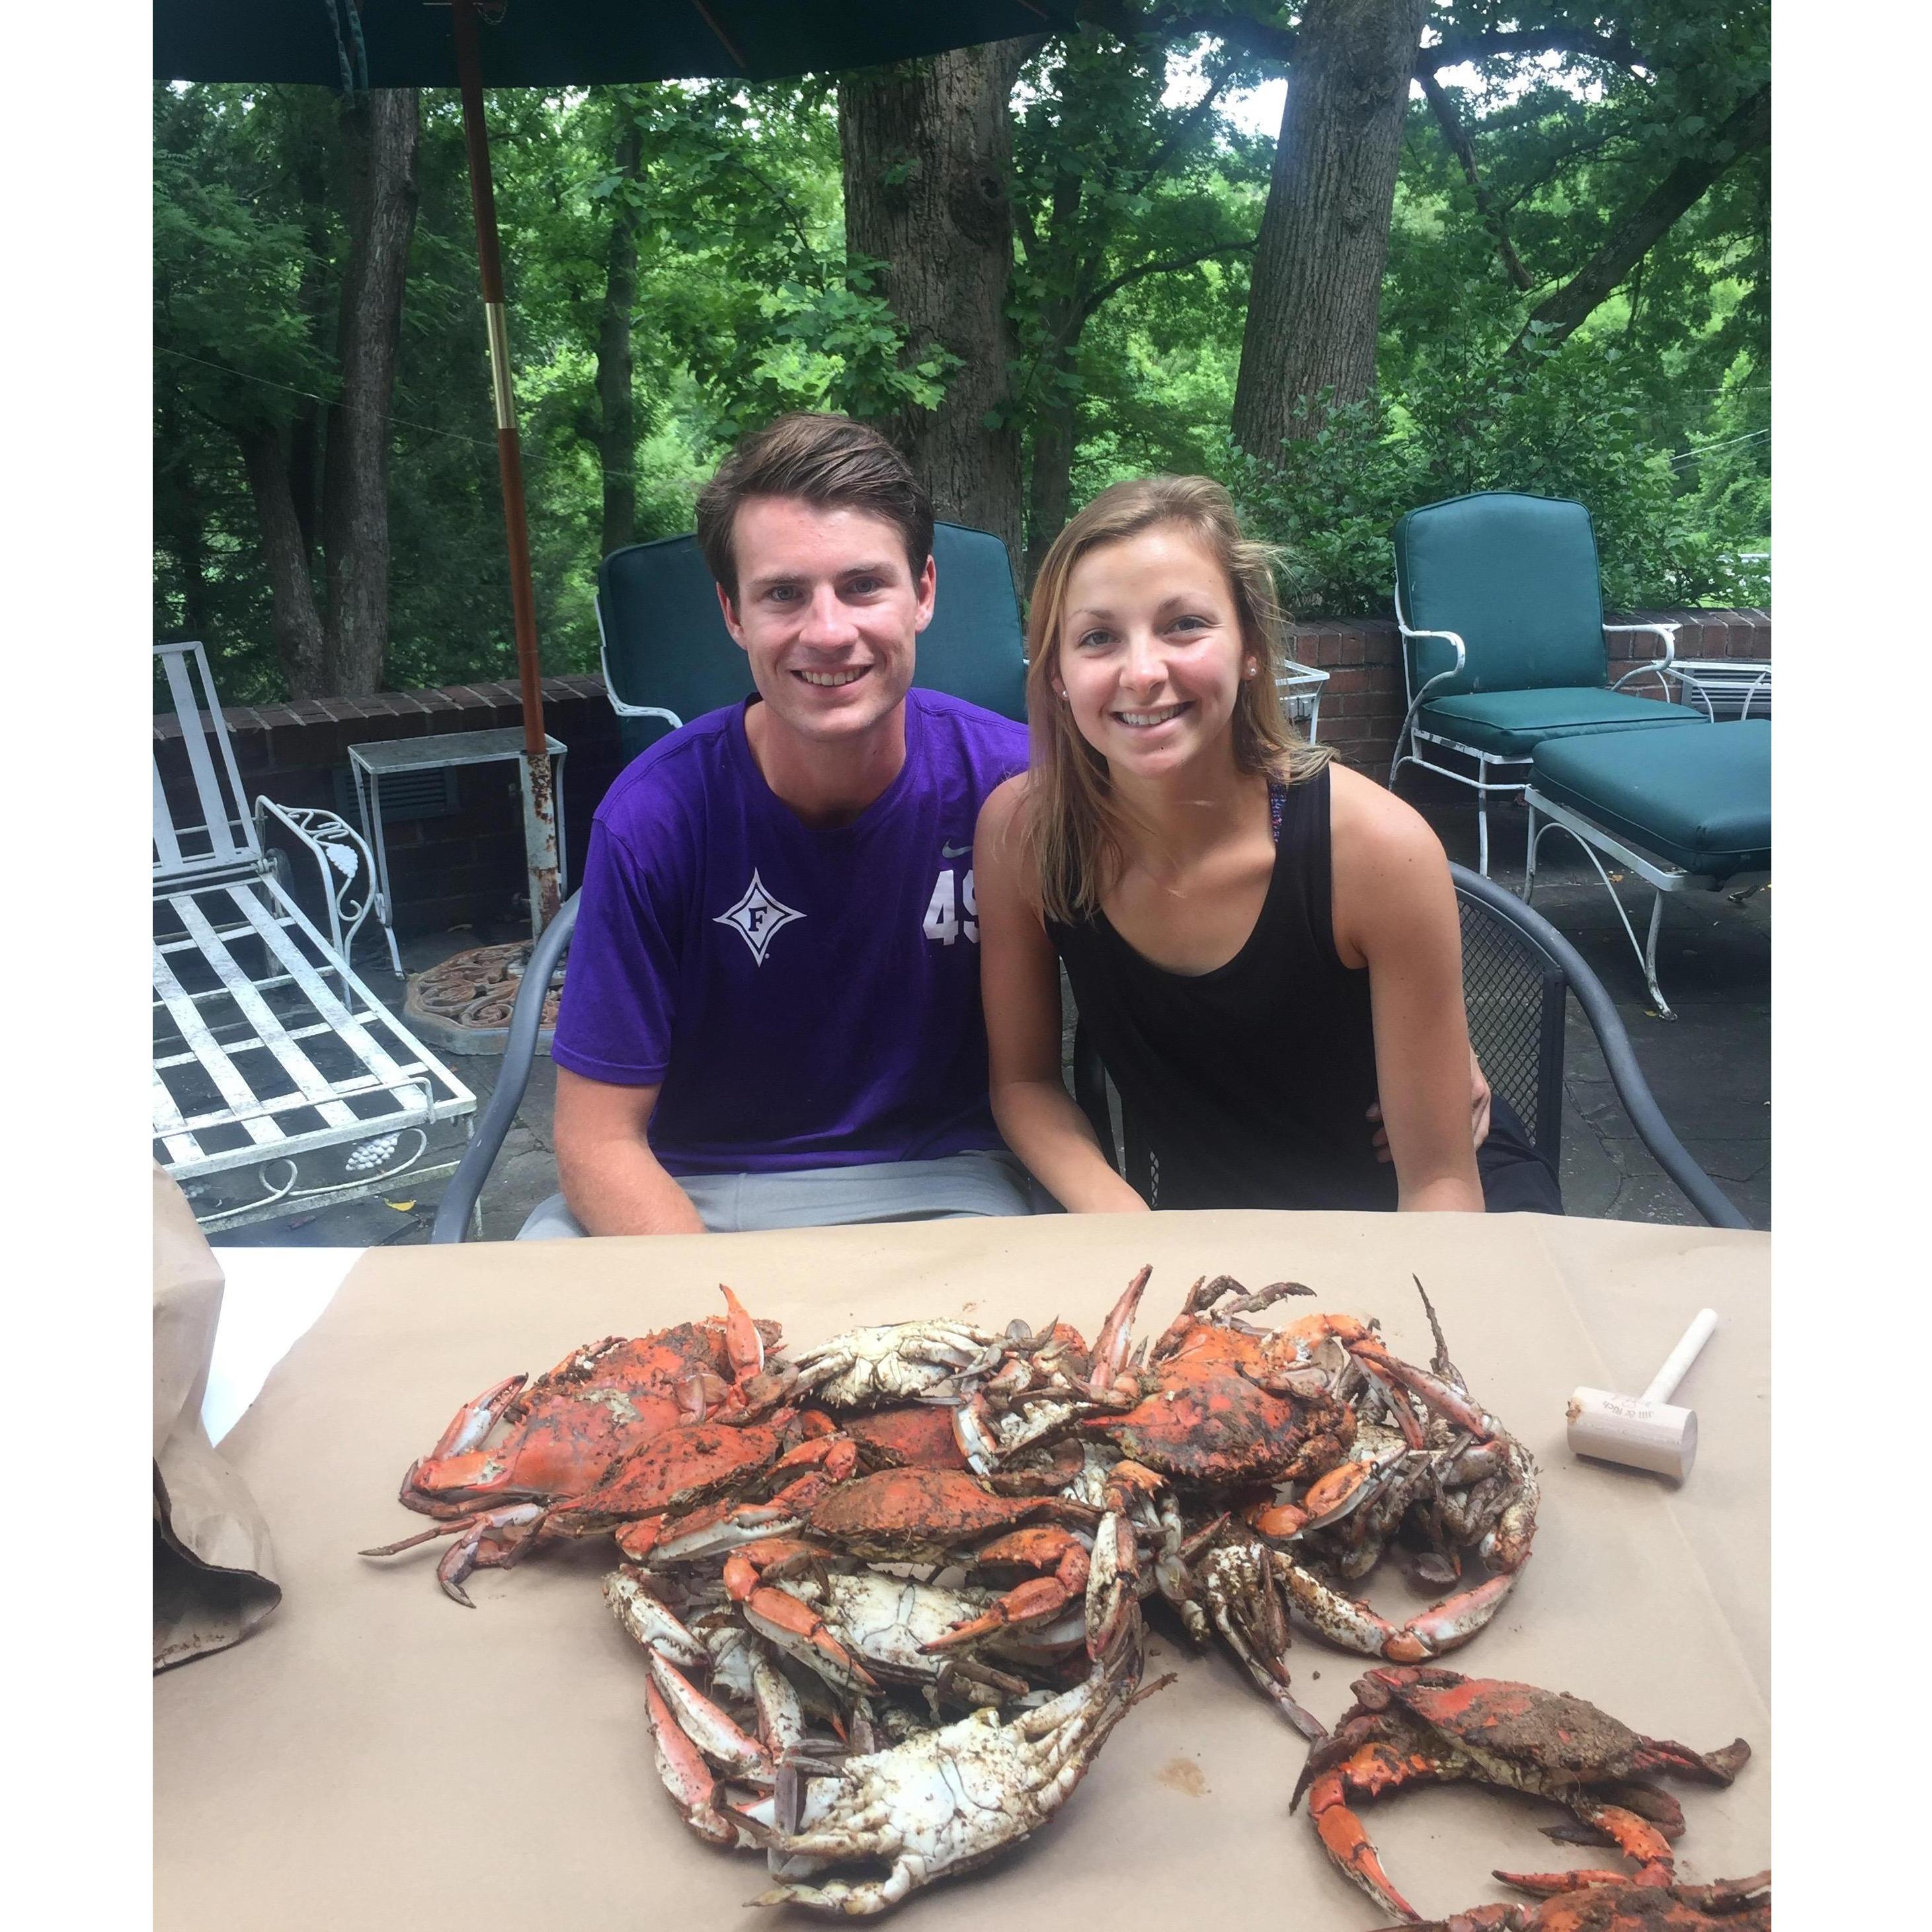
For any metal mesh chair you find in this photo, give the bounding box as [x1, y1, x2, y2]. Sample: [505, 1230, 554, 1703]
[1458, 883, 1566, 1169]
[1072, 863, 1746, 1229]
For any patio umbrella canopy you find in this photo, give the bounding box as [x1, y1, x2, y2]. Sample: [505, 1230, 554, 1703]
[155, 1, 1073, 87]
[154, 0, 1074, 936]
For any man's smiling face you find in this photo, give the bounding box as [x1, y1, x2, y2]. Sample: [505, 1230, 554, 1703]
[718, 495, 935, 750]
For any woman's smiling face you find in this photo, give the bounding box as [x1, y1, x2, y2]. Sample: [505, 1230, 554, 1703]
[1053, 522, 1252, 780]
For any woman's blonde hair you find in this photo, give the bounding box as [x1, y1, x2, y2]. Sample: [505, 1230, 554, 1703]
[1020, 473, 1332, 923]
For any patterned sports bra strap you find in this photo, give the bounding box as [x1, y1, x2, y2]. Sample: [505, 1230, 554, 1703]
[1268, 780, 1288, 846]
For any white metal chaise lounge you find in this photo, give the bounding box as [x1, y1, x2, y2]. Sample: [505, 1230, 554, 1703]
[152, 641, 474, 1232]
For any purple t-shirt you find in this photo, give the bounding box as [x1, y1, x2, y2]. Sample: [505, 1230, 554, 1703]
[551, 689, 1028, 1176]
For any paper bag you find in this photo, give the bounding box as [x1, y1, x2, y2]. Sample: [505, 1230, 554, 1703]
[153, 1164, 282, 1670]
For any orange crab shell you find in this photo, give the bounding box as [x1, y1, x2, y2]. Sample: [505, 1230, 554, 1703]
[839, 1404, 969, 1471]
[551, 1416, 794, 1531]
[803, 1467, 1093, 1559]
[402, 1314, 785, 1512]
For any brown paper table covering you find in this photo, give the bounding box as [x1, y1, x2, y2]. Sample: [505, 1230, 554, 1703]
[154, 1210, 1769, 1929]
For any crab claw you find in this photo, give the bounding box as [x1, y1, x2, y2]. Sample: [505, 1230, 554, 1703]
[646, 1650, 775, 1782]
[643, 1679, 750, 1848]
[723, 1557, 879, 1692]
[719, 1283, 766, 1381]
[1305, 1760, 1422, 1923]
[1088, 1265, 1152, 1392]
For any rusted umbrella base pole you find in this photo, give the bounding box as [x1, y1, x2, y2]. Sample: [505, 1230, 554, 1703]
[453, 0, 561, 934]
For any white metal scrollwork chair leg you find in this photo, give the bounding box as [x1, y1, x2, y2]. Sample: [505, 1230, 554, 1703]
[1523, 805, 1677, 1020]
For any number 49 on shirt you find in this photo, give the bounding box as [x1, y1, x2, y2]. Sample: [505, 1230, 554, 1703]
[923, 867, 979, 946]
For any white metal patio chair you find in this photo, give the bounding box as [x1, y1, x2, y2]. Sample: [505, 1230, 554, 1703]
[153, 641, 475, 1232]
[1388, 491, 1708, 876]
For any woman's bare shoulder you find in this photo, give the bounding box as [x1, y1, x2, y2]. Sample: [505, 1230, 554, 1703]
[1326, 764, 1455, 966]
[975, 772, 1037, 887]
[1327, 760, 1445, 875]
[977, 770, 1031, 840]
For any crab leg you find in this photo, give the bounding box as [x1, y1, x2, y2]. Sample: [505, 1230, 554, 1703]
[644, 1679, 747, 1848]
[723, 1548, 880, 1692]
[1277, 1554, 1518, 1662]
[749, 1648, 807, 1759]
[920, 1563, 1090, 1653]
[360, 1500, 549, 1606]
[646, 1650, 775, 1782]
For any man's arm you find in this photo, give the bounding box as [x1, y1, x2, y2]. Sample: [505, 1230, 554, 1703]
[553, 1067, 707, 1235]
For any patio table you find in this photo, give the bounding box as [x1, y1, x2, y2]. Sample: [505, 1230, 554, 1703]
[155, 1211, 1769, 1930]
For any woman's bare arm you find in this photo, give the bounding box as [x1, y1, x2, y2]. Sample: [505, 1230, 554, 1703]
[1330, 769, 1484, 1213]
[553, 1067, 707, 1234]
[975, 778, 1147, 1214]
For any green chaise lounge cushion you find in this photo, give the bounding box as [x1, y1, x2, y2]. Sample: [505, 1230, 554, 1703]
[1530, 721, 1771, 880]
[1418, 687, 1706, 760]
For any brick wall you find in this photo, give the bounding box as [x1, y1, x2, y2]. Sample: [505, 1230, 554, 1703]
[152, 674, 627, 935]
[154, 607, 1768, 933]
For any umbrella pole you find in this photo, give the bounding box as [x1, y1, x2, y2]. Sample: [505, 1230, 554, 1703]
[452, 0, 560, 936]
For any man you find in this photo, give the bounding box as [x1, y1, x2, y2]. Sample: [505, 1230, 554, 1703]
[522, 413, 1033, 1236]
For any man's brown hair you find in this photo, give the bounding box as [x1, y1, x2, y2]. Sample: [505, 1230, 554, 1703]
[696, 412, 935, 604]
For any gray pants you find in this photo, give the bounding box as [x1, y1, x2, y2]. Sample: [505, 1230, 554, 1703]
[516, 1147, 1040, 1240]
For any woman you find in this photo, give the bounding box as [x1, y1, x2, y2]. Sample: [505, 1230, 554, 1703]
[975, 475, 1558, 1216]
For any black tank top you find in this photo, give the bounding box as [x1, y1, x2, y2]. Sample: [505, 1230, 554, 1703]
[1047, 767, 1396, 1212]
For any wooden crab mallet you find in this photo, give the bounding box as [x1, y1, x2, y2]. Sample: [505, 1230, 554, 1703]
[1565, 1308, 1718, 1481]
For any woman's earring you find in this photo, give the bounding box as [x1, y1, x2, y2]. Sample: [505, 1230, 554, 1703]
[1243, 663, 1257, 680]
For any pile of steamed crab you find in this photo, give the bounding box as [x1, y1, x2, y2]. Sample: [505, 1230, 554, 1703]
[362, 1268, 1767, 1925]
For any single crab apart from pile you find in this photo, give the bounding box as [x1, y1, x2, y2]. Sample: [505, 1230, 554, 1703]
[358, 1268, 1758, 1919]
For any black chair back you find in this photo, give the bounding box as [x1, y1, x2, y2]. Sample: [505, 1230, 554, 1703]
[1457, 891, 1567, 1168]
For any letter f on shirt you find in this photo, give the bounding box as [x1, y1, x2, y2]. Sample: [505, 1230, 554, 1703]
[715, 869, 805, 966]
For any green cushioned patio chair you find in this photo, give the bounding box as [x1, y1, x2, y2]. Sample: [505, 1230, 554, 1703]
[1390, 491, 1707, 875]
[596, 522, 1027, 764]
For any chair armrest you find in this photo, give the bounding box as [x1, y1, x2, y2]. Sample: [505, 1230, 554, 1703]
[430, 893, 580, 1243]
[1449, 865, 1750, 1229]
[1392, 620, 1468, 752]
[1606, 621, 1679, 694]
[595, 594, 687, 725]
[253, 797, 377, 957]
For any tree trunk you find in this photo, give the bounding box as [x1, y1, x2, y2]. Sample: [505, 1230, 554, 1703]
[155, 401, 216, 640]
[319, 89, 421, 696]
[237, 426, 329, 700]
[596, 110, 644, 558]
[1024, 384, 1078, 591]
[1230, 0, 1426, 456]
[839, 41, 1037, 577]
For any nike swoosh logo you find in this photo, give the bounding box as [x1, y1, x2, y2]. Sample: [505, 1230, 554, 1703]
[942, 842, 971, 859]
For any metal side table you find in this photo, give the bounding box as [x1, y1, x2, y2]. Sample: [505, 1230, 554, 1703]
[1660, 659, 1771, 722]
[1277, 662, 1331, 741]
[348, 729, 568, 977]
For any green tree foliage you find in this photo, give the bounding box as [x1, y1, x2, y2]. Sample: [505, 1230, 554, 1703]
[153, 5, 1771, 701]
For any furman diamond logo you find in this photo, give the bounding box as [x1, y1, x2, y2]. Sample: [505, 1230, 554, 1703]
[714, 869, 804, 965]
